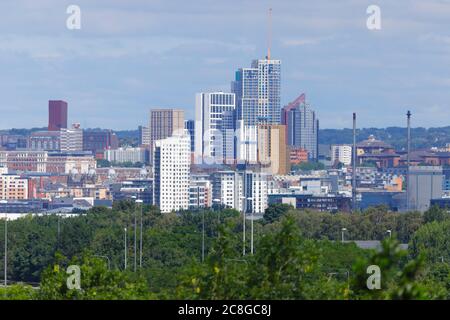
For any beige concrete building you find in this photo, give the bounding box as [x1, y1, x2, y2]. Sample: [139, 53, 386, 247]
[257, 124, 290, 175]
[0, 174, 29, 200]
[149, 109, 185, 161]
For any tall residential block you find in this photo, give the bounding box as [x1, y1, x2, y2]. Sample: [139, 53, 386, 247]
[257, 124, 290, 175]
[232, 58, 281, 163]
[48, 100, 68, 131]
[281, 94, 319, 160]
[194, 92, 236, 164]
[138, 125, 151, 146]
[184, 120, 195, 153]
[60, 123, 83, 152]
[149, 109, 184, 161]
[331, 145, 352, 166]
[153, 132, 191, 213]
[211, 170, 269, 214]
[232, 58, 281, 126]
[0, 174, 30, 200]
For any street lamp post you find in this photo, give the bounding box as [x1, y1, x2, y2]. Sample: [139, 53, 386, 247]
[201, 209, 205, 262]
[213, 199, 221, 238]
[136, 199, 144, 269]
[341, 228, 347, 243]
[240, 196, 247, 256]
[1, 200, 7, 287]
[124, 227, 128, 270]
[57, 214, 61, 250]
[131, 196, 137, 272]
[247, 197, 254, 255]
[4, 210, 6, 287]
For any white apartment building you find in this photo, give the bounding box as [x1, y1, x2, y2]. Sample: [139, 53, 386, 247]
[236, 121, 258, 163]
[153, 133, 191, 213]
[60, 124, 83, 152]
[104, 147, 146, 164]
[212, 170, 269, 214]
[194, 92, 236, 164]
[331, 145, 352, 166]
[212, 171, 243, 210]
[0, 174, 29, 200]
[189, 179, 212, 209]
[243, 171, 269, 214]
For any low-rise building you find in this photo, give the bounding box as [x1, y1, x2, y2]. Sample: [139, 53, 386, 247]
[0, 174, 30, 200]
[104, 147, 146, 164]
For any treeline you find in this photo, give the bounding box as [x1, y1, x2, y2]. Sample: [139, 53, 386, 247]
[0, 203, 449, 300]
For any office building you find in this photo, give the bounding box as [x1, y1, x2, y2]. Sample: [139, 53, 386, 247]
[110, 179, 154, 205]
[60, 124, 83, 152]
[104, 147, 146, 164]
[46, 151, 97, 174]
[0, 151, 95, 174]
[232, 58, 281, 126]
[149, 109, 184, 161]
[236, 121, 258, 163]
[0, 134, 28, 150]
[268, 193, 351, 212]
[189, 179, 212, 209]
[138, 125, 151, 146]
[28, 131, 61, 151]
[0, 151, 48, 172]
[289, 147, 308, 165]
[257, 124, 290, 175]
[83, 129, 119, 156]
[48, 100, 68, 131]
[0, 174, 30, 200]
[194, 92, 236, 164]
[242, 170, 269, 214]
[331, 145, 352, 166]
[443, 167, 450, 192]
[211, 170, 269, 214]
[212, 171, 243, 210]
[153, 132, 190, 213]
[184, 120, 195, 153]
[408, 166, 444, 212]
[281, 94, 319, 160]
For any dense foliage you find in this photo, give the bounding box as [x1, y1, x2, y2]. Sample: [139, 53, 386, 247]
[291, 161, 325, 172]
[0, 203, 448, 300]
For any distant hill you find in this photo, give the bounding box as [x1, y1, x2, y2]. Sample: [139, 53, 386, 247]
[3, 126, 449, 151]
[319, 126, 450, 150]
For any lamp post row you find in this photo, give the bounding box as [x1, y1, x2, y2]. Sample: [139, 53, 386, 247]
[123, 197, 144, 271]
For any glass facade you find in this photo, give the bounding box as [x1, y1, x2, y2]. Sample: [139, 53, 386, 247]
[232, 59, 281, 127]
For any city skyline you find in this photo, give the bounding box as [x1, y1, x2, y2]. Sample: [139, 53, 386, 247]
[0, 0, 449, 130]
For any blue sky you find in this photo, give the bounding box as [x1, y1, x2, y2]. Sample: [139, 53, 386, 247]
[0, 0, 449, 130]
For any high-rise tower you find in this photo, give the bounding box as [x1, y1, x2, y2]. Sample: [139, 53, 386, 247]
[48, 100, 68, 131]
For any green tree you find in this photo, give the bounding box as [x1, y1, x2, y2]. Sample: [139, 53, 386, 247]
[292, 161, 325, 171]
[0, 284, 36, 300]
[423, 205, 449, 224]
[263, 203, 293, 224]
[410, 220, 450, 263]
[351, 239, 440, 299]
[38, 253, 153, 300]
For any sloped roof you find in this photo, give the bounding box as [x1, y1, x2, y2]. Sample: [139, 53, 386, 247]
[357, 135, 393, 149]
